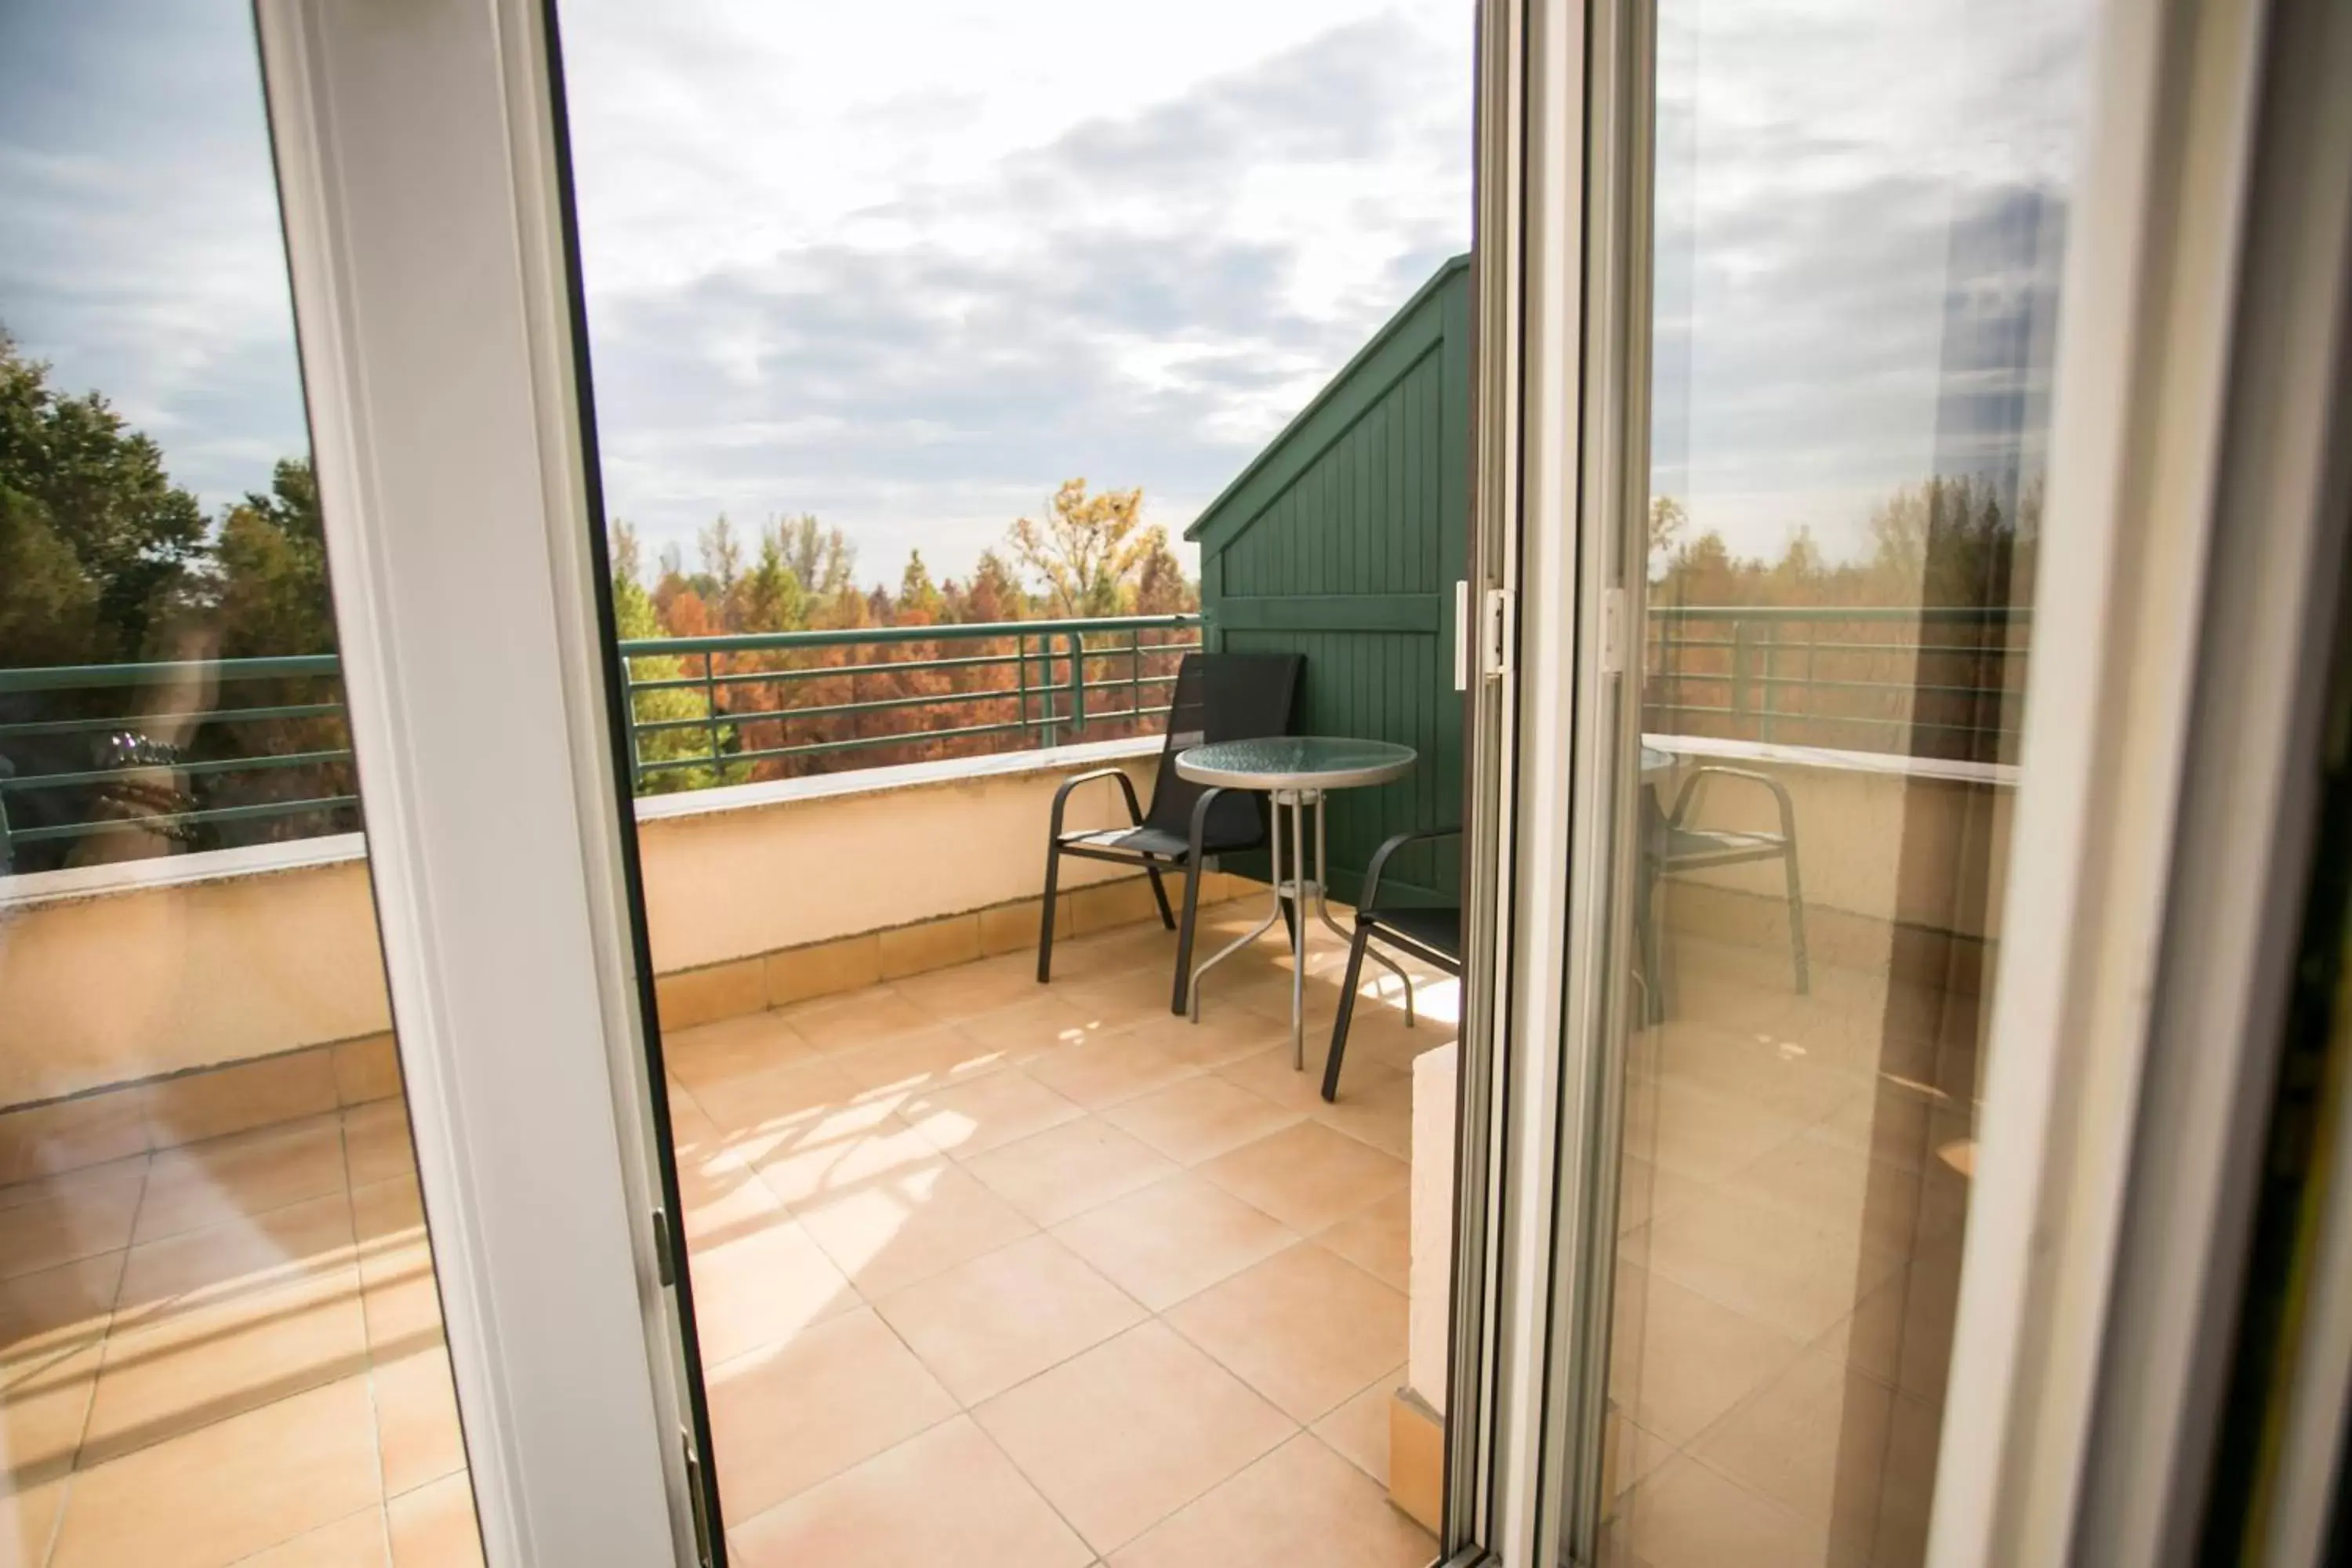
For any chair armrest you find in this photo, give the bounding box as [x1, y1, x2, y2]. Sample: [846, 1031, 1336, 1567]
[1360, 826, 1462, 913]
[1185, 785, 1233, 867]
[1667, 766, 1798, 844]
[1051, 768, 1145, 839]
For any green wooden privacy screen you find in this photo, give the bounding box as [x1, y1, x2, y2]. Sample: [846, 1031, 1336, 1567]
[1188, 254, 1472, 908]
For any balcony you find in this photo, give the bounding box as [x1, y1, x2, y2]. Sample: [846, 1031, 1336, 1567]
[0, 603, 2013, 1566]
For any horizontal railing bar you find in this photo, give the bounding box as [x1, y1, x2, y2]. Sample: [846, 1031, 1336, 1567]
[618, 613, 1201, 659]
[0, 655, 342, 693]
[0, 702, 347, 740]
[634, 717, 1040, 773]
[1647, 605, 2030, 624]
[9, 793, 360, 844]
[0, 750, 353, 792]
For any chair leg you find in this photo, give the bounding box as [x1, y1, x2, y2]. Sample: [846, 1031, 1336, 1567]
[1321, 927, 1374, 1104]
[1171, 857, 1206, 1015]
[1037, 840, 1063, 984]
[1780, 840, 1810, 995]
[1144, 859, 1177, 931]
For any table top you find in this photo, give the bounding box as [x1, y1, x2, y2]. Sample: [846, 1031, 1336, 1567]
[1641, 745, 1675, 778]
[1176, 736, 1418, 790]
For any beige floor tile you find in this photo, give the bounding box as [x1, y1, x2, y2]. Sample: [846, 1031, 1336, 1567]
[894, 955, 1046, 1021]
[384, 1472, 482, 1567]
[1196, 1121, 1404, 1235]
[953, 995, 1105, 1059]
[1817, 1233, 1964, 1408]
[350, 1177, 422, 1253]
[1052, 1174, 1297, 1312]
[1627, 1186, 1907, 1344]
[962, 1119, 1178, 1228]
[0, 1154, 146, 1213]
[1618, 1073, 1809, 1184]
[372, 1344, 467, 1499]
[132, 1115, 348, 1247]
[663, 1010, 821, 1091]
[1312, 1070, 1414, 1158]
[1166, 1243, 1406, 1422]
[1214, 1045, 1405, 1116]
[0, 1341, 99, 1488]
[796, 1159, 1037, 1298]
[1109, 1432, 1436, 1568]
[1606, 1262, 1806, 1446]
[1314, 1192, 1411, 1291]
[356, 1240, 444, 1358]
[1101, 1074, 1302, 1165]
[779, 987, 939, 1054]
[1690, 1346, 1940, 1564]
[1613, 1156, 1711, 1236]
[49, 1374, 382, 1568]
[82, 1265, 368, 1466]
[673, 1139, 786, 1246]
[973, 1322, 1291, 1554]
[684, 1213, 858, 1366]
[0, 1163, 143, 1282]
[1606, 1454, 1856, 1568]
[238, 1507, 390, 1566]
[686, 1058, 866, 1138]
[730, 1414, 1090, 1568]
[874, 1232, 1145, 1405]
[830, 1025, 1017, 1095]
[340, 1102, 416, 1191]
[0, 1250, 122, 1368]
[1603, 1409, 1677, 1504]
[1022, 1032, 1201, 1110]
[1639, 1019, 1867, 1126]
[898, 1069, 1085, 1159]
[115, 1192, 356, 1323]
[749, 1109, 942, 1213]
[0, 1475, 65, 1568]
[1112, 1011, 1290, 1072]
[1740, 1129, 1971, 1260]
[704, 1305, 957, 1523]
[1310, 1370, 1402, 1486]
[1051, 974, 1187, 1035]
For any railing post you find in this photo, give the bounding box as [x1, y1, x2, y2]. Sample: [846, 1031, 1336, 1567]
[1066, 631, 1086, 737]
[1730, 619, 1752, 735]
[1130, 629, 1143, 728]
[1759, 621, 1777, 742]
[618, 652, 644, 789]
[0, 760, 14, 875]
[701, 650, 722, 768]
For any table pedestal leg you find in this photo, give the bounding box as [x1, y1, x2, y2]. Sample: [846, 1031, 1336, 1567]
[1187, 789, 1287, 1023]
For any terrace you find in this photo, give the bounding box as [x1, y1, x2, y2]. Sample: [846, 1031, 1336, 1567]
[0, 597, 2019, 1567]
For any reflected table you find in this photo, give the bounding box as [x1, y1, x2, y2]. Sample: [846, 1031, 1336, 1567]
[1175, 736, 1419, 1069]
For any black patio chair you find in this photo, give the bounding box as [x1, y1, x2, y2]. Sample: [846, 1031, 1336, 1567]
[1640, 765, 1809, 1022]
[1037, 652, 1304, 1014]
[1321, 827, 1461, 1103]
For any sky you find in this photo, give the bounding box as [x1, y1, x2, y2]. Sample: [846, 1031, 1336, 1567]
[0, 0, 2090, 593]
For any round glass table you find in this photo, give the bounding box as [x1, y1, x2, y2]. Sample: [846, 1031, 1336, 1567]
[1174, 736, 1418, 1069]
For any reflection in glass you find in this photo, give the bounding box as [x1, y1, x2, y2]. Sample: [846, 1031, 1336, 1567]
[0, 5, 480, 1562]
[1595, 2, 2091, 1564]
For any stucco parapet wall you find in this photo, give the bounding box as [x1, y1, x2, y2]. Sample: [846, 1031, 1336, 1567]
[0, 735, 1163, 913]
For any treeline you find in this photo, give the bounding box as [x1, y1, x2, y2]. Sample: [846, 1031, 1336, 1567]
[615, 478, 1202, 790]
[1642, 474, 2040, 761]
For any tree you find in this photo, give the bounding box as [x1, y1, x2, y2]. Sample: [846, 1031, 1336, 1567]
[739, 528, 804, 633]
[610, 521, 740, 793]
[1131, 528, 1197, 615]
[699, 514, 743, 617]
[212, 459, 335, 659]
[774, 513, 855, 597]
[0, 331, 209, 663]
[1007, 478, 1153, 618]
[897, 550, 945, 625]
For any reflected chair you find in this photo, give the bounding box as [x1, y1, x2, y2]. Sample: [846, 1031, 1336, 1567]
[1321, 826, 1461, 1103]
[1642, 765, 1809, 1021]
[1037, 652, 1303, 1014]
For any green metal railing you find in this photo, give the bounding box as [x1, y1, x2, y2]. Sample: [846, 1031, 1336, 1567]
[1644, 604, 2031, 759]
[0, 615, 1202, 867]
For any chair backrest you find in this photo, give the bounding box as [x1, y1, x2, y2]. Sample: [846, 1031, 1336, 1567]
[1142, 652, 1304, 845]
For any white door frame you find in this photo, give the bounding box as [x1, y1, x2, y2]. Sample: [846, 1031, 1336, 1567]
[1488, 0, 2342, 1565]
[257, 0, 701, 1561]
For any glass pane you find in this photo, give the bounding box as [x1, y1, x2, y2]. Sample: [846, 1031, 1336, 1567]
[554, 1, 1471, 1559]
[0, 5, 481, 1562]
[1584, 2, 2094, 1564]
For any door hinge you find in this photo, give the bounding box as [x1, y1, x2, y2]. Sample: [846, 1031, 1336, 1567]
[1479, 586, 1514, 681]
[1599, 586, 1628, 675]
[652, 1207, 676, 1288]
[682, 1427, 716, 1568]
